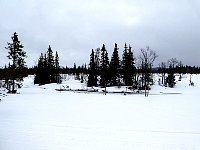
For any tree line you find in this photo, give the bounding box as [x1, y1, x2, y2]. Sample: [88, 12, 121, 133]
[34, 45, 61, 85]
[86, 44, 200, 93]
[1, 32, 200, 94]
[87, 43, 158, 96]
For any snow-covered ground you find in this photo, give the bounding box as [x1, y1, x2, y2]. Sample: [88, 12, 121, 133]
[0, 74, 200, 150]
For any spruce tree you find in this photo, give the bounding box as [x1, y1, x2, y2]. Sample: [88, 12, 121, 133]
[5, 32, 27, 93]
[43, 53, 49, 83]
[55, 51, 61, 83]
[87, 49, 97, 87]
[166, 64, 176, 88]
[55, 51, 59, 71]
[127, 45, 136, 85]
[109, 43, 120, 86]
[122, 43, 135, 86]
[122, 43, 129, 85]
[46, 45, 55, 83]
[100, 44, 109, 88]
[34, 53, 45, 84]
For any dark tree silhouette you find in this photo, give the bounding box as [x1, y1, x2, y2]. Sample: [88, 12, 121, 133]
[100, 44, 109, 90]
[47, 45, 56, 83]
[109, 43, 120, 86]
[34, 53, 46, 85]
[5, 32, 27, 93]
[122, 43, 136, 86]
[88, 49, 98, 87]
[55, 51, 61, 83]
[34, 46, 60, 85]
[166, 64, 176, 88]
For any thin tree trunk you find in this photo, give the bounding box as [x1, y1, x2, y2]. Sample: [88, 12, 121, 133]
[12, 79, 15, 93]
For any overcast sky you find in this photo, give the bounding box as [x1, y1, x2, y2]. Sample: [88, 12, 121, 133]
[1, 0, 200, 67]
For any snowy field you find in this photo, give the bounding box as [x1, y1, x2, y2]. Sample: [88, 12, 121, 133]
[0, 74, 200, 150]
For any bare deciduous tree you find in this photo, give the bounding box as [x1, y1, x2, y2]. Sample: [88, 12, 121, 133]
[139, 46, 158, 96]
[168, 58, 178, 68]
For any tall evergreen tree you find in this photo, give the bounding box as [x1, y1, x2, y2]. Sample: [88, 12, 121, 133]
[122, 43, 135, 86]
[34, 53, 45, 85]
[109, 43, 120, 86]
[100, 44, 109, 88]
[55, 51, 61, 83]
[55, 51, 59, 71]
[87, 49, 97, 87]
[127, 45, 136, 84]
[5, 32, 27, 93]
[46, 45, 55, 82]
[122, 43, 129, 85]
[166, 64, 176, 88]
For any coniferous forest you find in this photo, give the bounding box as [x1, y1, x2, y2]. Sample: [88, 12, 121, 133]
[1, 32, 200, 94]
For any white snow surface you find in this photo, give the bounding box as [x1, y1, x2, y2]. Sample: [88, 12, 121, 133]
[0, 74, 200, 150]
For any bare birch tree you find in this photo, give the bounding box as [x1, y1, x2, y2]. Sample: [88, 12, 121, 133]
[139, 46, 158, 96]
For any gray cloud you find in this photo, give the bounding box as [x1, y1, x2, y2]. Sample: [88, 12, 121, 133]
[1, 0, 200, 67]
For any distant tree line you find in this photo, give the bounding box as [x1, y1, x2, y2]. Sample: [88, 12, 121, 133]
[156, 58, 200, 87]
